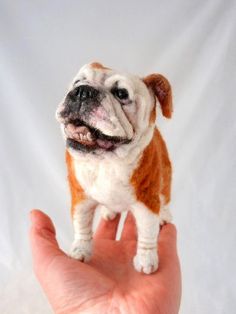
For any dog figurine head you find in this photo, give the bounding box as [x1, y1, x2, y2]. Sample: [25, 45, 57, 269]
[56, 62, 172, 156]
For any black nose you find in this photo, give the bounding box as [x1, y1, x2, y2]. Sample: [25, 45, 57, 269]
[75, 85, 99, 101]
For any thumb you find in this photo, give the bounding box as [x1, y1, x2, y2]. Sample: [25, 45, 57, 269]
[158, 223, 178, 264]
[29, 209, 65, 277]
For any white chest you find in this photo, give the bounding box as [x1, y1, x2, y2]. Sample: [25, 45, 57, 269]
[73, 157, 136, 211]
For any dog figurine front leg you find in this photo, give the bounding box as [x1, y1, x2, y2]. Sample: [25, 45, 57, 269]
[70, 199, 97, 262]
[131, 202, 160, 274]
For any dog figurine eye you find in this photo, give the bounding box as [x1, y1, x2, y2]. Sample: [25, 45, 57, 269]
[111, 87, 129, 101]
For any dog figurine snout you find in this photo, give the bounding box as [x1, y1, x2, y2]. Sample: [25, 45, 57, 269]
[75, 85, 99, 101]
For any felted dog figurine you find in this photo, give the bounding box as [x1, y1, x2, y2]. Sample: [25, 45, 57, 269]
[56, 62, 173, 274]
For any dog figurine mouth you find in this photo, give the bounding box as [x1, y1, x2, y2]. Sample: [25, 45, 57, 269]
[64, 118, 131, 152]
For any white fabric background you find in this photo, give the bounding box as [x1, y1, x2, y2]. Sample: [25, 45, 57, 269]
[0, 0, 236, 313]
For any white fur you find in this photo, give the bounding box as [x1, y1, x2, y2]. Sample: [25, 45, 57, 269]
[99, 205, 117, 221]
[73, 152, 136, 212]
[61, 64, 154, 143]
[70, 239, 93, 262]
[131, 202, 160, 274]
[70, 199, 97, 261]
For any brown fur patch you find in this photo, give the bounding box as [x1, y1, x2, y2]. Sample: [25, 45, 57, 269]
[130, 128, 172, 213]
[90, 62, 111, 70]
[66, 150, 85, 216]
[143, 74, 173, 119]
[149, 103, 156, 124]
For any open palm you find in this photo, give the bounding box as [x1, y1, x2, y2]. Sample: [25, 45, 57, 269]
[30, 210, 181, 314]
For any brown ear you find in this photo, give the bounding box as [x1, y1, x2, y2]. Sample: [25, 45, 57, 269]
[90, 62, 110, 70]
[143, 74, 173, 118]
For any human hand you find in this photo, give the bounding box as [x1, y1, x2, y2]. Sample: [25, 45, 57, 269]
[30, 210, 181, 314]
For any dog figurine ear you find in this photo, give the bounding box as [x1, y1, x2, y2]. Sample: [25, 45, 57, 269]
[143, 74, 173, 118]
[90, 62, 110, 70]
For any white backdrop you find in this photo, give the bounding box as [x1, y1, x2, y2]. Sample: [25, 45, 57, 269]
[0, 0, 236, 313]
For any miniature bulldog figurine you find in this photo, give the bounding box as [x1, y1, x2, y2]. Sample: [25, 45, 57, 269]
[56, 62, 173, 274]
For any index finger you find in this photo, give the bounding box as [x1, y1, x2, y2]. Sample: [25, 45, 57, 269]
[120, 212, 137, 241]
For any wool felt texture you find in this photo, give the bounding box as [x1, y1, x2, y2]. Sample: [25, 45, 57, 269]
[0, 0, 235, 313]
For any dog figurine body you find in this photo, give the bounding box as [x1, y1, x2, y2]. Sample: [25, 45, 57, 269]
[56, 62, 173, 274]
